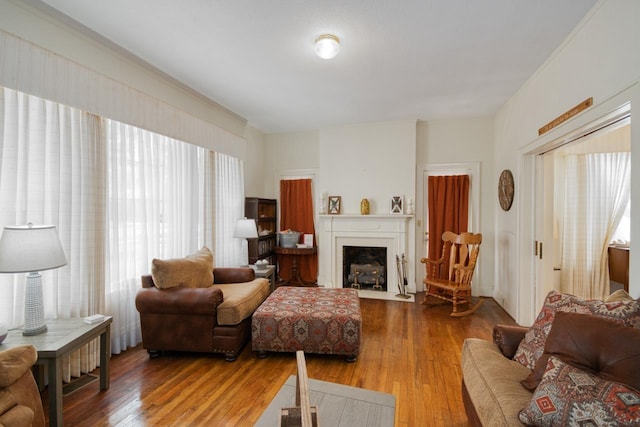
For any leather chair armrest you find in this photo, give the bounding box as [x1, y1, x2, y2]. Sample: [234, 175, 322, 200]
[214, 267, 255, 284]
[135, 286, 223, 316]
[492, 324, 529, 359]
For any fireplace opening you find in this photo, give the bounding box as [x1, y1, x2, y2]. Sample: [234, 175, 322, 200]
[342, 246, 387, 291]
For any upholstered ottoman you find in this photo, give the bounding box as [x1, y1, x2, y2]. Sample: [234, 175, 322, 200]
[251, 287, 362, 361]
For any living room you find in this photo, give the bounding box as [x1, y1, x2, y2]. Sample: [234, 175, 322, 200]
[0, 0, 639, 426]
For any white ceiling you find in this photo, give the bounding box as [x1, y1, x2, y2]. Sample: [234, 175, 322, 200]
[37, 0, 597, 134]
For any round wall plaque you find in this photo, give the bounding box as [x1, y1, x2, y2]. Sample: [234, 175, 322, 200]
[498, 169, 514, 211]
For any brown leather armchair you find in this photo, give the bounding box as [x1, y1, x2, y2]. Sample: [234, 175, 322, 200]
[136, 267, 268, 362]
[0, 345, 45, 427]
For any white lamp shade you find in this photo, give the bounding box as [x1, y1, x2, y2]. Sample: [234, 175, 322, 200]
[0, 225, 68, 273]
[314, 34, 340, 59]
[233, 219, 258, 239]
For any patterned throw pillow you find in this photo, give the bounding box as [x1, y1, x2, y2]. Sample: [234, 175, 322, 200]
[513, 291, 640, 370]
[519, 356, 640, 426]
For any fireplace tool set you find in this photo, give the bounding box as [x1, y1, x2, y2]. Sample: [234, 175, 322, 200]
[395, 254, 411, 299]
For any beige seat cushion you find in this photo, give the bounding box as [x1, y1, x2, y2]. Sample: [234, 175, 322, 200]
[461, 338, 532, 427]
[212, 279, 270, 325]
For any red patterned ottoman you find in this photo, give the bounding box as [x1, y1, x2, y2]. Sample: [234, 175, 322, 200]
[251, 287, 362, 361]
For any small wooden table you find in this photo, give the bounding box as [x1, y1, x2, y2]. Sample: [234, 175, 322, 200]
[274, 246, 317, 286]
[1, 317, 112, 427]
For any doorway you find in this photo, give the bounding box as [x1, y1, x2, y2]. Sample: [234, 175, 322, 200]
[419, 162, 480, 291]
[534, 114, 631, 305]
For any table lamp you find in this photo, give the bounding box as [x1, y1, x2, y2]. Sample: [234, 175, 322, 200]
[234, 218, 258, 266]
[0, 224, 67, 336]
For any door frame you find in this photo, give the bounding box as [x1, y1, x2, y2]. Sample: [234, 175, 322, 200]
[518, 91, 633, 325]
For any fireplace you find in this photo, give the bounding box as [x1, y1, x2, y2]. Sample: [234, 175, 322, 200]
[318, 214, 415, 300]
[342, 246, 387, 291]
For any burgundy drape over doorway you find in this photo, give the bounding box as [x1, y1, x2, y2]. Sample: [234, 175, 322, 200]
[279, 179, 318, 283]
[427, 175, 470, 261]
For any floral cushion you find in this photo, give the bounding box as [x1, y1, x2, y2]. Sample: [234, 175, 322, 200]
[513, 290, 640, 370]
[518, 356, 640, 426]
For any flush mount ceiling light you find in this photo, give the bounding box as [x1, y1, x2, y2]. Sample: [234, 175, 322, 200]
[314, 34, 340, 59]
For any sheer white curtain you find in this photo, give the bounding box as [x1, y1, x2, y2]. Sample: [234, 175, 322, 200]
[105, 119, 212, 354]
[560, 152, 631, 299]
[214, 153, 244, 267]
[0, 87, 105, 378]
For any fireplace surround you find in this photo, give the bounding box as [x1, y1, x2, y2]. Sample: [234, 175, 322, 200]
[318, 214, 414, 300]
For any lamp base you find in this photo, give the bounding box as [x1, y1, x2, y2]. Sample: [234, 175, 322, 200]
[23, 324, 47, 336]
[23, 272, 47, 336]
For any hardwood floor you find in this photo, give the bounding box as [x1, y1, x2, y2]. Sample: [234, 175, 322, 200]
[44, 293, 516, 426]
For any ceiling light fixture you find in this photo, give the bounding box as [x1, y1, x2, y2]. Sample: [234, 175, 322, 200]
[314, 34, 340, 59]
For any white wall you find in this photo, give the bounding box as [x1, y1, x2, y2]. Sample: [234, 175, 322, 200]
[263, 130, 320, 198]
[318, 120, 417, 215]
[416, 118, 495, 297]
[243, 126, 268, 198]
[494, 0, 640, 325]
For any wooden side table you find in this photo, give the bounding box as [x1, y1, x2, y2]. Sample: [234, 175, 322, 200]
[250, 264, 276, 292]
[1, 317, 112, 427]
[274, 246, 317, 286]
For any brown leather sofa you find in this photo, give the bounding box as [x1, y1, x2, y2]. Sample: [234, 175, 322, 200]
[0, 345, 45, 427]
[135, 267, 270, 362]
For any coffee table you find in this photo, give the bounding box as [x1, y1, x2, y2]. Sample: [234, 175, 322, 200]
[255, 375, 395, 426]
[1, 317, 112, 426]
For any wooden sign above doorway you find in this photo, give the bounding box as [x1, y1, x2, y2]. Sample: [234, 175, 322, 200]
[538, 97, 593, 136]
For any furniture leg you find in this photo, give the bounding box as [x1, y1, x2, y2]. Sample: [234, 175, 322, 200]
[47, 356, 63, 427]
[99, 325, 110, 390]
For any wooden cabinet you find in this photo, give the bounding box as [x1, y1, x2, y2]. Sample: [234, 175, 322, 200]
[245, 198, 277, 265]
[608, 245, 629, 292]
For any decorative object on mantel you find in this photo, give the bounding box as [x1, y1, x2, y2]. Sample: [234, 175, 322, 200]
[360, 198, 370, 215]
[538, 97, 593, 135]
[395, 254, 411, 299]
[406, 198, 414, 215]
[319, 197, 327, 214]
[390, 196, 403, 214]
[328, 196, 341, 214]
[498, 169, 515, 211]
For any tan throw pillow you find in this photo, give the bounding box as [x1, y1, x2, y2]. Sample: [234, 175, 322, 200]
[606, 289, 634, 302]
[151, 247, 214, 289]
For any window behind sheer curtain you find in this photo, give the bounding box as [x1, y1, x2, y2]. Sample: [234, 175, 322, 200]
[0, 87, 105, 379]
[214, 152, 245, 267]
[104, 119, 213, 354]
[559, 152, 630, 299]
[0, 86, 236, 375]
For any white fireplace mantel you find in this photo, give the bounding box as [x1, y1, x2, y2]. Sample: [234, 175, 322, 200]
[318, 214, 415, 298]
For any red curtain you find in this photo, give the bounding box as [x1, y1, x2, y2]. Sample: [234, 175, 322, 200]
[279, 179, 318, 283]
[427, 175, 470, 260]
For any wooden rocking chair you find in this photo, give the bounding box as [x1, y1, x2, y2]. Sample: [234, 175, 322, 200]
[420, 231, 483, 317]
